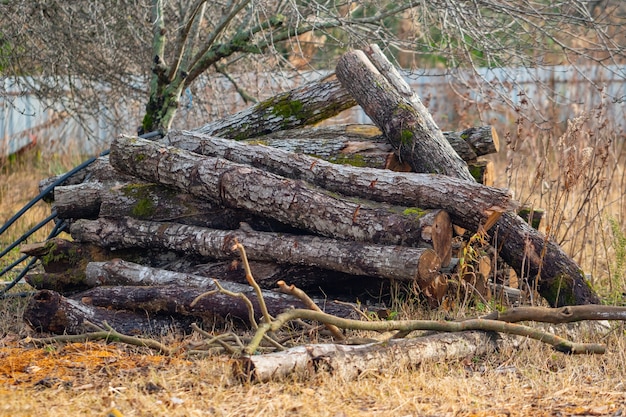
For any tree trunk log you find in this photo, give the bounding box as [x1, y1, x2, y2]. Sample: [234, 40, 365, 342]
[252, 124, 499, 163]
[23, 289, 190, 335]
[54, 182, 300, 234]
[335, 46, 599, 306]
[109, 136, 449, 253]
[21, 239, 386, 300]
[193, 73, 356, 139]
[161, 131, 515, 233]
[70, 217, 441, 285]
[235, 330, 497, 382]
[77, 270, 355, 323]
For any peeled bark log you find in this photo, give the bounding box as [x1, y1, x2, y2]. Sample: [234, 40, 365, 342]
[335, 46, 600, 306]
[24, 289, 189, 335]
[235, 331, 497, 382]
[161, 131, 515, 233]
[70, 217, 441, 284]
[193, 73, 356, 139]
[110, 136, 447, 251]
[250, 124, 499, 164]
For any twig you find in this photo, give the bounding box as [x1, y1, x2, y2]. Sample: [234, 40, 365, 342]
[244, 309, 605, 356]
[28, 321, 172, 354]
[277, 280, 345, 341]
[190, 323, 238, 354]
[232, 240, 273, 325]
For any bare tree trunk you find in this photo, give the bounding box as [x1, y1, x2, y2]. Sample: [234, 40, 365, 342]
[193, 73, 356, 139]
[109, 136, 450, 252]
[70, 217, 442, 284]
[161, 132, 515, 233]
[335, 46, 600, 306]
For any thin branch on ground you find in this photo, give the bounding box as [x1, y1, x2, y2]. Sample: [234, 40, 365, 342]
[27, 321, 172, 354]
[244, 309, 606, 356]
[277, 280, 345, 341]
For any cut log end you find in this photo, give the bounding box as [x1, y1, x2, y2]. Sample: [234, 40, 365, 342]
[416, 248, 441, 289]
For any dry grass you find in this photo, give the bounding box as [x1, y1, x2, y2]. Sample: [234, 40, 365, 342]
[1, 106, 626, 416]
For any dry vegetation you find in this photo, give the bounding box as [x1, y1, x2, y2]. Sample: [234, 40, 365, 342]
[1, 102, 626, 416]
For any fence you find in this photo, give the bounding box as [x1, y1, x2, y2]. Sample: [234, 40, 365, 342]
[2, 64, 624, 157]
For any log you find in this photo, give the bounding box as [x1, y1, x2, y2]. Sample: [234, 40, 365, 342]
[250, 124, 499, 163]
[39, 156, 136, 199]
[70, 217, 442, 285]
[54, 182, 300, 234]
[335, 46, 600, 306]
[110, 136, 450, 253]
[193, 73, 356, 139]
[23, 289, 191, 335]
[77, 262, 356, 321]
[161, 131, 515, 233]
[21, 240, 386, 300]
[468, 159, 495, 186]
[235, 330, 497, 382]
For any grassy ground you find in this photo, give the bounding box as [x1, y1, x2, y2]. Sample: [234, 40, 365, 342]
[1, 109, 626, 416]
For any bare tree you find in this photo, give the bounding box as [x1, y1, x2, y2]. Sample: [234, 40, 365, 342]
[0, 0, 624, 135]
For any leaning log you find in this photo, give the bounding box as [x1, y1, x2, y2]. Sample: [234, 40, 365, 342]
[193, 73, 356, 139]
[335, 46, 599, 306]
[23, 289, 190, 335]
[161, 131, 515, 233]
[109, 136, 450, 252]
[235, 331, 497, 382]
[70, 217, 442, 285]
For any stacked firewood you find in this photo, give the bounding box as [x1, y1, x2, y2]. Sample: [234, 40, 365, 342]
[21, 46, 598, 336]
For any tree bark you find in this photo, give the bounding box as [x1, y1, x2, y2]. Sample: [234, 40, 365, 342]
[23, 289, 191, 335]
[77, 276, 356, 323]
[161, 131, 515, 233]
[22, 240, 386, 300]
[252, 124, 499, 163]
[110, 136, 449, 252]
[235, 331, 497, 382]
[53, 181, 300, 234]
[335, 46, 599, 306]
[70, 217, 442, 284]
[193, 73, 356, 139]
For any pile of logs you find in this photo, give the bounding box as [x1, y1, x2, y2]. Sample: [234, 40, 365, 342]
[21, 45, 599, 336]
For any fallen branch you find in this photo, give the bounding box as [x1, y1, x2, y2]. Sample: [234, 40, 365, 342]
[244, 309, 606, 356]
[481, 305, 626, 323]
[27, 321, 172, 354]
